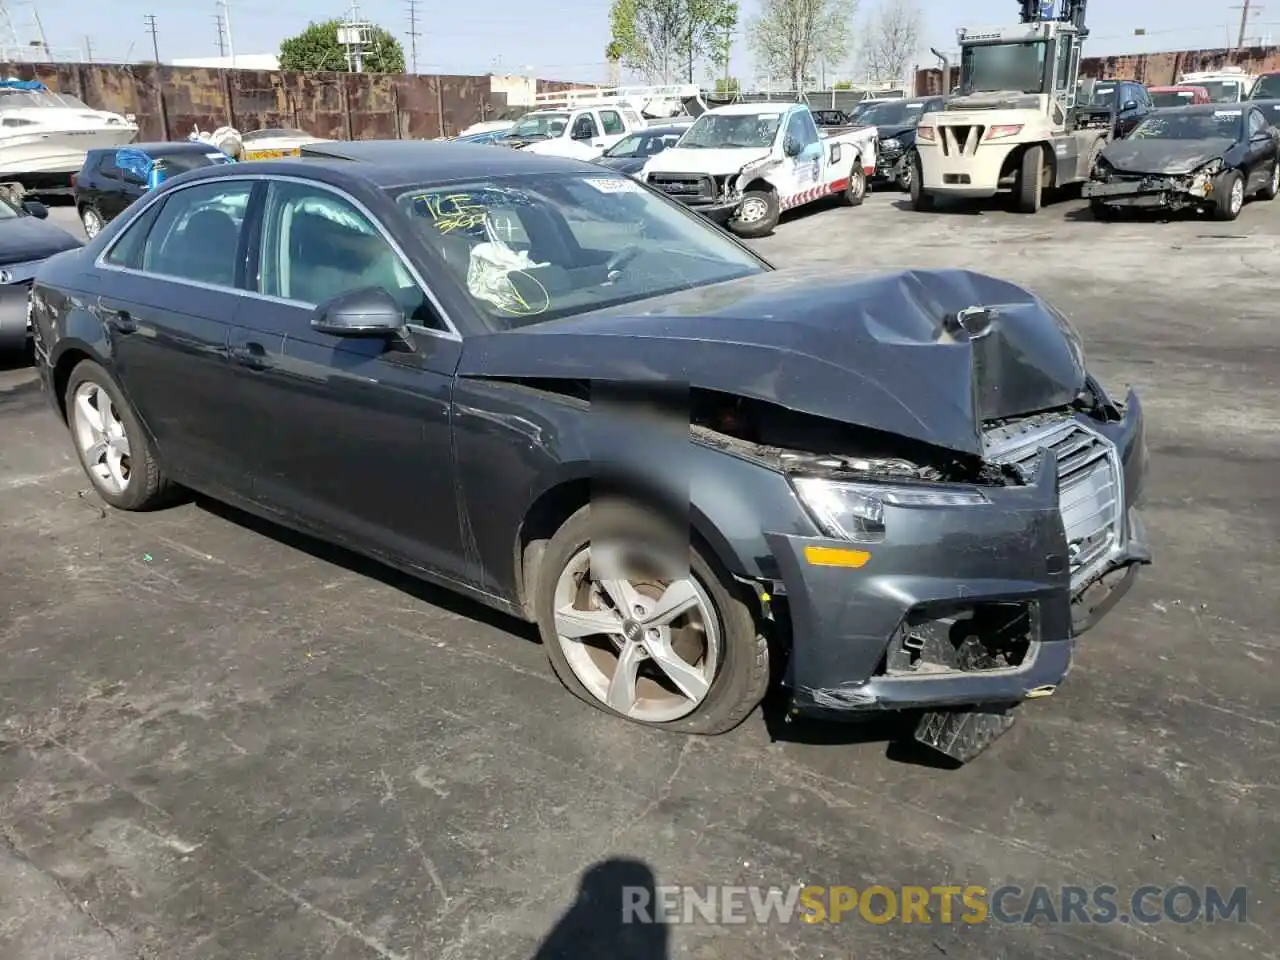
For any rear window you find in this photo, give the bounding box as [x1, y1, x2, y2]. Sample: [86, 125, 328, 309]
[155, 150, 232, 175]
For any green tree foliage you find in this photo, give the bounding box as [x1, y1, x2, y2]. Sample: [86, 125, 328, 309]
[748, 0, 859, 92]
[279, 19, 406, 73]
[608, 0, 738, 83]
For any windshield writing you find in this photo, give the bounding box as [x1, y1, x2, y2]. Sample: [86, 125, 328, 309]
[680, 113, 780, 149]
[1130, 112, 1241, 140]
[395, 172, 763, 328]
[508, 113, 568, 138]
[960, 41, 1048, 95]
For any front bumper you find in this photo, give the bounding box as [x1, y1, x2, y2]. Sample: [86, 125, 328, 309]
[917, 140, 1014, 197]
[1083, 174, 1213, 207]
[766, 403, 1149, 718]
[874, 150, 905, 182]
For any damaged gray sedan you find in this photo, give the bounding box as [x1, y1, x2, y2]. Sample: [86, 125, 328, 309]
[1085, 103, 1280, 219]
[30, 143, 1151, 762]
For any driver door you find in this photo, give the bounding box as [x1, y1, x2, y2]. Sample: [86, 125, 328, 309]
[780, 109, 823, 208]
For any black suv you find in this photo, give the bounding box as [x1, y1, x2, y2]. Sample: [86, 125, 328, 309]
[1075, 79, 1153, 138]
[73, 141, 234, 239]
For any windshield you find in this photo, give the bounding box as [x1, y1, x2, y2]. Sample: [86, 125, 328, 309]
[856, 100, 928, 127]
[507, 112, 568, 139]
[1076, 83, 1118, 108]
[604, 130, 682, 158]
[395, 172, 764, 329]
[1130, 111, 1241, 141]
[1151, 90, 1200, 108]
[0, 87, 93, 110]
[1251, 74, 1280, 99]
[960, 41, 1048, 95]
[1193, 80, 1244, 103]
[679, 112, 781, 149]
[0, 194, 19, 220]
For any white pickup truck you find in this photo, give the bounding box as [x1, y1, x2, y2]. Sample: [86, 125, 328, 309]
[501, 103, 648, 160]
[638, 102, 878, 237]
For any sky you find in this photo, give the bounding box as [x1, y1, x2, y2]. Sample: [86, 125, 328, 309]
[6, 0, 1275, 84]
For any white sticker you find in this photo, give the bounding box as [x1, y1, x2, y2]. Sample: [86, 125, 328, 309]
[583, 177, 640, 193]
[907, 102, 923, 108]
[757, 113, 780, 120]
[205, 152, 226, 160]
[1215, 109, 1243, 116]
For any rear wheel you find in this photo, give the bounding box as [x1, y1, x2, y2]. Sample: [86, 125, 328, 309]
[729, 189, 780, 238]
[837, 163, 867, 206]
[535, 501, 769, 735]
[1213, 169, 1245, 220]
[1015, 146, 1044, 213]
[80, 205, 105, 239]
[1260, 160, 1279, 201]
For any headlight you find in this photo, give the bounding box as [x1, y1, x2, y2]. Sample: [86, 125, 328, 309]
[1093, 156, 1113, 179]
[792, 477, 989, 543]
[881, 137, 901, 152]
[1195, 158, 1225, 177]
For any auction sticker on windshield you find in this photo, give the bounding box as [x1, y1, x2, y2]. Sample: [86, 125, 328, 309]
[583, 177, 641, 193]
[1215, 109, 1243, 116]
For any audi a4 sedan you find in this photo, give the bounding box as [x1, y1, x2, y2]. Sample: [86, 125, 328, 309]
[28, 141, 1151, 761]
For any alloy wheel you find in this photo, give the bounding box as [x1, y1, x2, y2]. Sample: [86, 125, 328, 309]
[1231, 178, 1244, 215]
[82, 207, 103, 239]
[70, 381, 132, 494]
[552, 542, 720, 723]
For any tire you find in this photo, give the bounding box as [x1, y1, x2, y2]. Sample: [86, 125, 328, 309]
[909, 153, 934, 211]
[534, 500, 770, 735]
[64, 359, 171, 511]
[1259, 160, 1279, 201]
[1212, 169, 1245, 221]
[1089, 199, 1116, 220]
[837, 162, 867, 207]
[80, 204, 105, 240]
[729, 189, 780, 238]
[898, 149, 917, 193]
[1015, 146, 1044, 213]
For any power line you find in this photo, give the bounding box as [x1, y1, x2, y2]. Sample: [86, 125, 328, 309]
[143, 13, 159, 63]
[406, 0, 420, 74]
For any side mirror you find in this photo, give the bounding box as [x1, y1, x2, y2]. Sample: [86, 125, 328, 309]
[783, 136, 803, 157]
[311, 287, 409, 340]
[22, 200, 48, 219]
[1120, 100, 1139, 112]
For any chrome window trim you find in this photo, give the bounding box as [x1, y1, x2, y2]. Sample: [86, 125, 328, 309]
[93, 171, 463, 342]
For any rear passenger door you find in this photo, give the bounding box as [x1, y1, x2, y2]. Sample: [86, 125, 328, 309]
[230, 178, 469, 582]
[94, 177, 260, 495]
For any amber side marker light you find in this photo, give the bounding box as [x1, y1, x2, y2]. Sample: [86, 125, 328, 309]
[803, 545, 871, 568]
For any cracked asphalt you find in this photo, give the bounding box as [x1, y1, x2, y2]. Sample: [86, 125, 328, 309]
[1, 189, 1276, 959]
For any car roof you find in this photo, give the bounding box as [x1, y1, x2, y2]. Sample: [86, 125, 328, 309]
[1149, 85, 1206, 92]
[1153, 103, 1246, 115]
[90, 141, 214, 156]
[637, 125, 687, 135]
[708, 102, 802, 116]
[178, 139, 600, 189]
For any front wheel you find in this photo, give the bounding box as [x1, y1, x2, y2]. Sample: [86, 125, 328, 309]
[1015, 146, 1044, 213]
[64, 359, 171, 510]
[1213, 169, 1245, 220]
[729, 189, 780, 238]
[535, 501, 769, 735]
[897, 149, 917, 193]
[909, 153, 934, 211]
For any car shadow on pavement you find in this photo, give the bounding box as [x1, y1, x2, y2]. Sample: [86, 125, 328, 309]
[0, 346, 34, 373]
[193, 495, 542, 644]
[534, 857, 669, 960]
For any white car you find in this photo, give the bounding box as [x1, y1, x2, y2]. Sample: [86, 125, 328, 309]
[639, 102, 878, 237]
[503, 105, 646, 160]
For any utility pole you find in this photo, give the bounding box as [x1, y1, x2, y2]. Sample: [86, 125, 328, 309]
[406, 0, 420, 74]
[339, 1, 370, 72]
[218, 0, 235, 68]
[84, 34, 93, 62]
[213, 13, 226, 56]
[1233, 0, 1262, 47]
[144, 13, 159, 63]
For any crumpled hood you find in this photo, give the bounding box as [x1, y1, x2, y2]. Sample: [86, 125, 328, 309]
[458, 268, 1089, 458]
[643, 146, 771, 176]
[0, 215, 82, 265]
[1102, 138, 1232, 175]
[876, 123, 916, 141]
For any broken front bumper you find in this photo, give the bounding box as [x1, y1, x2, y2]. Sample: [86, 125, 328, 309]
[765, 400, 1150, 718]
[1083, 173, 1214, 207]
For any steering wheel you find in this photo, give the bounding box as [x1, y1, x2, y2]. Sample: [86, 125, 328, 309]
[604, 244, 642, 279]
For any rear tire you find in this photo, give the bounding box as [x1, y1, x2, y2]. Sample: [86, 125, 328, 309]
[79, 204, 105, 239]
[1015, 146, 1044, 213]
[837, 162, 867, 207]
[64, 359, 171, 511]
[1213, 169, 1244, 220]
[535, 501, 769, 735]
[729, 189, 780, 238]
[1259, 160, 1279, 201]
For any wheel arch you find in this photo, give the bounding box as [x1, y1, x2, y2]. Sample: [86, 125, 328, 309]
[999, 141, 1056, 185]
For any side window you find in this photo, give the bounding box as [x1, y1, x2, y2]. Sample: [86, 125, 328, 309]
[571, 113, 599, 140]
[619, 107, 643, 128]
[796, 109, 820, 145]
[258, 180, 442, 331]
[599, 110, 625, 135]
[139, 179, 254, 288]
[103, 198, 167, 268]
[98, 154, 120, 180]
[1249, 109, 1268, 135]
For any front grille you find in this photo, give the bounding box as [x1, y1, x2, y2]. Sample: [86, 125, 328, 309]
[984, 418, 1123, 589]
[647, 173, 715, 201]
[938, 124, 986, 157]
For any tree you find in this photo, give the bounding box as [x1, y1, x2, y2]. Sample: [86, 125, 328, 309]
[608, 0, 738, 83]
[279, 19, 406, 73]
[747, 0, 860, 93]
[859, 0, 922, 86]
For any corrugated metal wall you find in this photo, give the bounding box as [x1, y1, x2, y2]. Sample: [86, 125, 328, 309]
[0, 62, 584, 140]
[914, 45, 1280, 97]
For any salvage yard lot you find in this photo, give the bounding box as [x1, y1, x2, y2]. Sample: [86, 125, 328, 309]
[2, 193, 1276, 960]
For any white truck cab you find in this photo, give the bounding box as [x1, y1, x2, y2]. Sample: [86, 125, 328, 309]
[1178, 68, 1255, 104]
[509, 84, 701, 160]
[639, 101, 878, 237]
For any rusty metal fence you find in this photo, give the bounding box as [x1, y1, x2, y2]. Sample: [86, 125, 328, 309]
[0, 62, 581, 141]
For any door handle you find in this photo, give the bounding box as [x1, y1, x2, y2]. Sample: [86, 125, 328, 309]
[97, 297, 136, 333]
[229, 341, 270, 370]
